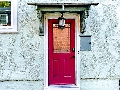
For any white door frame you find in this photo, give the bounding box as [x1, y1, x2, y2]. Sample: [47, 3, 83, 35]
[44, 13, 80, 90]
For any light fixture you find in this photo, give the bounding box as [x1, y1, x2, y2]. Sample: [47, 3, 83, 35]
[58, 13, 65, 29]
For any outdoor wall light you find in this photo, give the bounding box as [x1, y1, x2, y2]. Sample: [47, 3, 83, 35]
[58, 13, 65, 29]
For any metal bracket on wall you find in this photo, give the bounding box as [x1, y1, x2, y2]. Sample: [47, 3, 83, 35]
[80, 35, 92, 51]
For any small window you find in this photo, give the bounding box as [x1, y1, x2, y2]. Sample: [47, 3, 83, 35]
[0, 0, 18, 33]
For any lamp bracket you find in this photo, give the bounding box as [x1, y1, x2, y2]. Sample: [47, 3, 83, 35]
[37, 10, 42, 20]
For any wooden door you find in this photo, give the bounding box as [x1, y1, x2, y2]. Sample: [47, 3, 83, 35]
[48, 19, 75, 85]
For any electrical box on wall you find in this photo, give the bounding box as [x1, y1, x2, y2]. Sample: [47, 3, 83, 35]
[80, 35, 91, 51]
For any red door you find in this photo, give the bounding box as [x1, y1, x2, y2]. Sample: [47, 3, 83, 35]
[48, 19, 75, 85]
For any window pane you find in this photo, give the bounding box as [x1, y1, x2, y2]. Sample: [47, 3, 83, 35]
[53, 24, 71, 53]
[1, 15, 6, 19]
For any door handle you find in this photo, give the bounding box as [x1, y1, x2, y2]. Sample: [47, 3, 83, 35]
[71, 55, 75, 58]
[72, 48, 75, 52]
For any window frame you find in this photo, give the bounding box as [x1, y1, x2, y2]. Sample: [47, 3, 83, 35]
[0, 0, 18, 33]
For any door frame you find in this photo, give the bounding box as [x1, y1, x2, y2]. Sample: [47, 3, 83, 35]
[44, 13, 80, 89]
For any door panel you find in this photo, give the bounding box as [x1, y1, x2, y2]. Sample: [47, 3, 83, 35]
[53, 59, 59, 77]
[48, 19, 75, 85]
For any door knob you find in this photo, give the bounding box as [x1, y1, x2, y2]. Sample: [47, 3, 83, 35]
[71, 55, 75, 58]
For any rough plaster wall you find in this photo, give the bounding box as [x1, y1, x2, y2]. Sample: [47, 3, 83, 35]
[0, 0, 118, 80]
[0, 0, 44, 81]
[80, 79, 119, 90]
[0, 0, 120, 90]
[0, 81, 43, 90]
[80, 0, 120, 79]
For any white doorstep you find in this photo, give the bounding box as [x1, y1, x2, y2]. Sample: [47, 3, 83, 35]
[44, 85, 80, 90]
